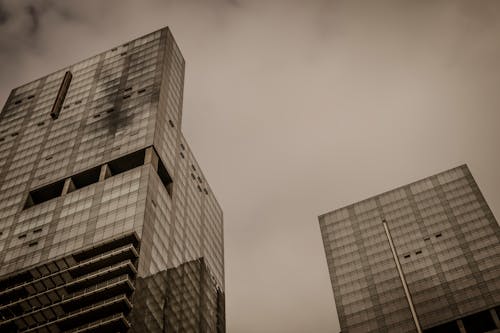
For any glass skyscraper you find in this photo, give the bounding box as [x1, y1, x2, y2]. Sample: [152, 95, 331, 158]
[319, 165, 500, 333]
[0, 27, 224, 332]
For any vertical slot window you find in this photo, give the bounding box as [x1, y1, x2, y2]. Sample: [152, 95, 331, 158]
[50, 71, 73, 120]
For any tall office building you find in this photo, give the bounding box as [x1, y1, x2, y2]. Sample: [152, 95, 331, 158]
[0, 27, 224, 332]
[319, 165, 500, 333]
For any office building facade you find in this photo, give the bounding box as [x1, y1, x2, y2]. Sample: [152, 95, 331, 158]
[319, 165, 500, 333]
[0, 27, 224, 332]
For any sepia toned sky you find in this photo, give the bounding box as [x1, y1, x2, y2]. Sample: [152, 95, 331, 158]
[1, 1, 500, 332]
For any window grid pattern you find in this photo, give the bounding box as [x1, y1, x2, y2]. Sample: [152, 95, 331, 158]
[319, 165, 500, 333]
[0, 27, 224, 332]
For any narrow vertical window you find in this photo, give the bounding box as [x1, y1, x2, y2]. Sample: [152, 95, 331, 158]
[50, 71, 72, 120]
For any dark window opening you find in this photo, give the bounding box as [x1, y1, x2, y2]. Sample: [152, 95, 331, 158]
[28, 242, 38, 247]
[415, 250, 422, 255]
[45, 156, 53, 161]
[11, 132, 18, 137]
[63, 105, 70, 109]
[51, 71, 72, 120]
[0, 138, 4, 142]
[93, 114, 101, 118]
[106, 108, 114, 113]
[124, 87, 132, 92]
[27, 95, 34, 100]
[37, 122, 45, 127]
[403, 254, 410, 259]
[111, 48, 117, 51]
[33, 228, 42, 234]
[197, 185, 202, 193]
[108, 149, 145, 176]
[24, 179, 65, 209]
[191, 173, 196, 180]
[14, 100, 22, 105]
[463, 309, 496, 333]
[151, 200, 157, 207]
[24, 147, 170, 209]
[123, 94, 131, 99]
[138, 89, 146, 94]
[157, 156, 173, 196]
[120, 52, 127, 56]
[0, 231, 2, 236]
[423, 321, 460, 333]
[424, 237, 430, 241]
[197, 176, 202, 183]
[74, 100, 82, 105]
[180, 152, 184, 159]
[204, 188, 208, 195]
[180, 143, 185, 150]
[436, 233, 442, 238]
[18, 234, 27, 239]
[191, 164, 196, 171]
[168, 120, 175, 128]
[72, 166, 101, 189]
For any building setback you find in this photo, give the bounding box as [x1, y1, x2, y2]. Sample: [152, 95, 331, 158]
[0, 27, 224, 332]
[319, 165, 500, 333]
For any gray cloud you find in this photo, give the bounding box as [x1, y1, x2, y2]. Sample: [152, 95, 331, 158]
[1, 1, 500, 332]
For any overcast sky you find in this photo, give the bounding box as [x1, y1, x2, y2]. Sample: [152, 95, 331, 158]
[1, 1, 500, 332]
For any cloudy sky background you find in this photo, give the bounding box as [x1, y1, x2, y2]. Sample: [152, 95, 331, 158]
[1, 1, 500, 332]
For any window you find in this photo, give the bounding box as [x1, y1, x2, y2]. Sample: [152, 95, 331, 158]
[25, 179, 65, 208]
[71, 166, 101, 189]
[108, 149, 145, 176]
[168, 120, 175, 128]
[23, 147, 173, 209]
[415, 250, 422, 255]
[157, 156, 173, 196]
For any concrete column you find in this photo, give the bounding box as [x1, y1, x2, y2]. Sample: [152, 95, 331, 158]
[144, 147, 159, 171]
[99, 164, 111, 181]
[457, 319, 467, 333]
[61, 178, 75, 195]
[491, 309, 500, 329]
